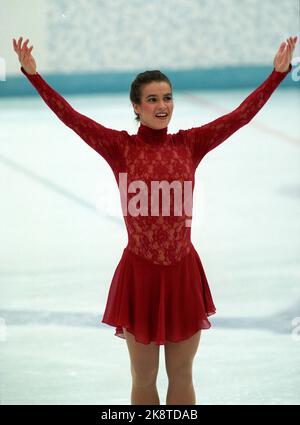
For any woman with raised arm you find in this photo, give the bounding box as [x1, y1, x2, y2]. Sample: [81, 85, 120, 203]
[13, 35, 297, 405]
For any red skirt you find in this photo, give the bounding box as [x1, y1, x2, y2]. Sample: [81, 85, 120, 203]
[101, 243, 216, 345]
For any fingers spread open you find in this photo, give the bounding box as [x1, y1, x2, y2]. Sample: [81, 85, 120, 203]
[20, 47, 26, 62]
[17, 37, 23, 50]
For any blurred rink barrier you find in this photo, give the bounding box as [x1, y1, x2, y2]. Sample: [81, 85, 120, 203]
[1, 0, 299, 97]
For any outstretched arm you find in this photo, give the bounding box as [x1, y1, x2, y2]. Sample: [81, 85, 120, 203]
[183, 36, 297, 168]
[13, 36, 126, 171]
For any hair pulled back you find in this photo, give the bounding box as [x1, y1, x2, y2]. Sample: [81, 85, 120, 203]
[130, 70, 172, 123]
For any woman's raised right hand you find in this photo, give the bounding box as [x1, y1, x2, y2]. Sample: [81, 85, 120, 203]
[13, 36, 37, 75]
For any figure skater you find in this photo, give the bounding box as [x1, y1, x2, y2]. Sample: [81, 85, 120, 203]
[13, 35, 297, 405]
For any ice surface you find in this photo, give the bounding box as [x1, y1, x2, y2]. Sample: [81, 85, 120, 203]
[0, 87, 299, 405]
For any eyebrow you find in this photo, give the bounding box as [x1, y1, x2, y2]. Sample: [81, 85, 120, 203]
[145, 93, 172, 99]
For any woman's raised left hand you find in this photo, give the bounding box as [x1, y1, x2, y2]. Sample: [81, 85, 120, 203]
[273, 36, 297, 72]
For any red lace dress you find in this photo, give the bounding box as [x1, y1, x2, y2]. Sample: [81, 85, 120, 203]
[21, 64, 292, 345]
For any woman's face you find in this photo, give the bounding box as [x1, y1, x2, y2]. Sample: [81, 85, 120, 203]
[132, 81, 174, 129]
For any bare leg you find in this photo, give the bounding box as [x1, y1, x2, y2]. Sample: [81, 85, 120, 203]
[123, 328, 160, 405]
[164, 330, 201, 405]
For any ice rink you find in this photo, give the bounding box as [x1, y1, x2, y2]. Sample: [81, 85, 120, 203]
[0, 82, 299, 405]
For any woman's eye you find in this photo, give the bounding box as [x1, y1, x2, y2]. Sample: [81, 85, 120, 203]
[148, 97, 172, 102]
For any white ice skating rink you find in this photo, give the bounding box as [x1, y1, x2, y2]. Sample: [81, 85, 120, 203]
[0, 83, 299, 405]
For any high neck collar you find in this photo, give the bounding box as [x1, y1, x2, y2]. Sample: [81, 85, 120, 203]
[137, 123, 168, 145]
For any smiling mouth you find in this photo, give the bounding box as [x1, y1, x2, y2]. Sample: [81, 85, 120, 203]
[155, 114, 168, 119]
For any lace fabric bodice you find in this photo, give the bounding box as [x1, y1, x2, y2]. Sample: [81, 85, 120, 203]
[119, 129, 195, 265]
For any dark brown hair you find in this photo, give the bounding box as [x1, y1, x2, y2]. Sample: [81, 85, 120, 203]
[130, 70, 172, 123]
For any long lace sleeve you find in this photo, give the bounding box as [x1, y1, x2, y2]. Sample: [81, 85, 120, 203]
[21, 66, 127, 171]
[180, 64, 292, 168]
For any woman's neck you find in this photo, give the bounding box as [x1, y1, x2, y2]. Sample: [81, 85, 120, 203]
[137, 122, 168, 145]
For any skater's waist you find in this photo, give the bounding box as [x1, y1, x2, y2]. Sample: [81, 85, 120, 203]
[124, 240, 195, 266]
